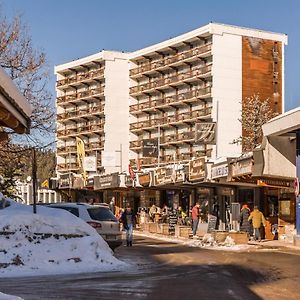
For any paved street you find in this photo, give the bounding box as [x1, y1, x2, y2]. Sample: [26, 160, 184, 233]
[0, 236, 300, 300]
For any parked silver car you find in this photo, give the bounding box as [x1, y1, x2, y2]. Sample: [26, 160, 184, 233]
[48, 203, 122, 250]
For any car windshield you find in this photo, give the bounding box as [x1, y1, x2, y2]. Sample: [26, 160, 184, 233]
[87, 207, 117, 222]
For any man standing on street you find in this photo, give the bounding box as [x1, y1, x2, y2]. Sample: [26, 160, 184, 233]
[121, 204, 136, 247]
[192, 202, 201, 238]
[248, 206, 266, 242]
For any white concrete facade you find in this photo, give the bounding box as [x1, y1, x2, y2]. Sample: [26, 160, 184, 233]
[103, 52, 129, 174]
[55, 51, 129, 176]
[211, 33, 242, 159]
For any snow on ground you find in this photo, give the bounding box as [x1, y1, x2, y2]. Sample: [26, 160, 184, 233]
[134, 231, 256, 252]
[0, 195, 126, 277]
[0, 292, 23, 300]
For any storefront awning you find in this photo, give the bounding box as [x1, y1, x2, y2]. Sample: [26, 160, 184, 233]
[0, 67, 32, 134]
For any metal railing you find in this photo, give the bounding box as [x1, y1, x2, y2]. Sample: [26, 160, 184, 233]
[130, 65, 212, 95]
[130, 87, 211, 113]
[130, 43, 212, 77]
[57, 68, 105, 88]
[130, 107, 212, 131]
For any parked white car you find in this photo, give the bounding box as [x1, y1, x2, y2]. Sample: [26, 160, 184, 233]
[48, 203, 122, 250]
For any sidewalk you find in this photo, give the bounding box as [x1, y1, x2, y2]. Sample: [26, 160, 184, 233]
[248, 239, 300, 251]
[134, 230, 300, 253]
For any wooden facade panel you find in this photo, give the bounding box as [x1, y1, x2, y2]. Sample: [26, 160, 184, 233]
[242, 37, 282, 114]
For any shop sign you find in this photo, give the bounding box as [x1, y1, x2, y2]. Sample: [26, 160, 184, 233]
[83, 156, 97, 172]
[220, 187, 234, 196]
[142, 138, 159, 158]
[59, 173, 73, 189]
[125, 175, 133, 187]
[86, 177, 95, 189]
[138, 173, 151, 187]
[231, 158, 253, 178]
[211, 164, 228, 179]
[174, 169, 185, 183]
[257, 178, 294, 189]
[154, 167, 173, 186]
[189, 157, 206, 182]
[94, 173, 119, 190]
[195, 122, 216, 144]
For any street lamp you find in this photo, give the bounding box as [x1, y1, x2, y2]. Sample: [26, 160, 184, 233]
[31, 148, 37, 214]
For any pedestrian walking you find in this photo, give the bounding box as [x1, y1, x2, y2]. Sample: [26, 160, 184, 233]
[248, 206, 266, 241]
[121, 204, 136, 247]
[240, 204, 251, 234]
[191, 202, 200, 237]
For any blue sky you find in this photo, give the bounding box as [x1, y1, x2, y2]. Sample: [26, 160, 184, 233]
[2, 0, 300, 110]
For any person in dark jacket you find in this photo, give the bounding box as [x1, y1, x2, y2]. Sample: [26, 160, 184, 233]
[240, 204, 251, 234]
[121, 205, 136, 247]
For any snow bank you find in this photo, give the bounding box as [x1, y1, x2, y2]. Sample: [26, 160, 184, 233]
[0, 195, 126, 277]
[135, 231, 255, 252]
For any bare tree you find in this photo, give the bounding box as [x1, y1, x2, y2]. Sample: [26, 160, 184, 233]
[233, 94, 278, 152]
[0, 12, 55, 196]
[0, 12, 55, 143]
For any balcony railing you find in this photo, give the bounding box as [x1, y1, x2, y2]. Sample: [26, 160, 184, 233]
[130, 107, 212, 132]
[57, 141, 104, 155]
[57, 87, 104, 105]
[57, 104, 105, 122]
[129, 65, 212, 96]
[57, 163, 79, 171]
[57, 122, 104, 139]
[130, 131, 195, 152]
[57, 68, 105, 88]
[129, 150, 208, 167]
[130, 87, 211, 114]
[130, 43, 212, 77]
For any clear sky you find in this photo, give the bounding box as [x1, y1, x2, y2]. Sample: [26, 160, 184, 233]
[2, 0, 300, 111]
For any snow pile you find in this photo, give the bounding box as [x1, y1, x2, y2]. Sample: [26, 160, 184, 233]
[223, 236, 236, 247]
[0, 196, 126, 277]
[135, 231, 254, 252]
[0, 292, 23, 300]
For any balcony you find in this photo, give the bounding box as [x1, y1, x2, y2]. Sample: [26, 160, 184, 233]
[130, 107, 212, 132]
[129, 150, 209, 168]
[130, 43, 212, 78]
[57, 104, 105, 122]
[57, 122, 105, 139]
[130, 87, 211, 115]
[129, 65, 212, 96]
[130, 131, 196, 153]
[57, 163, 79, 172]
[57, 141, 104, 156]
[57, 87, 104, 107]
[57, 68, 105, 89]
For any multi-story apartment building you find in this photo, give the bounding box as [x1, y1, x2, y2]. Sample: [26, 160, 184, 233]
[55, 51, 129, 176]
[128, 23, 287, 168]
[55, 23, 287, 177]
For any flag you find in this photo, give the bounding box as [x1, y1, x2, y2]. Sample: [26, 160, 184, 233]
[76, 137, 86, 181]
[128, 164, 135, 180]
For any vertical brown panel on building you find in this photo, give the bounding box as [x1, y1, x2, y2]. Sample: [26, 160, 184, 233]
[242, 36, 283, 147]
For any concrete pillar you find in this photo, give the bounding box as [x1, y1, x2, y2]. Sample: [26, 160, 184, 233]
[296, 130, 300, 234]
[294, 130, 300, 246]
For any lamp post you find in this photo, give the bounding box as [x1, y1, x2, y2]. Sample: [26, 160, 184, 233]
[32, 148, 37, 214]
